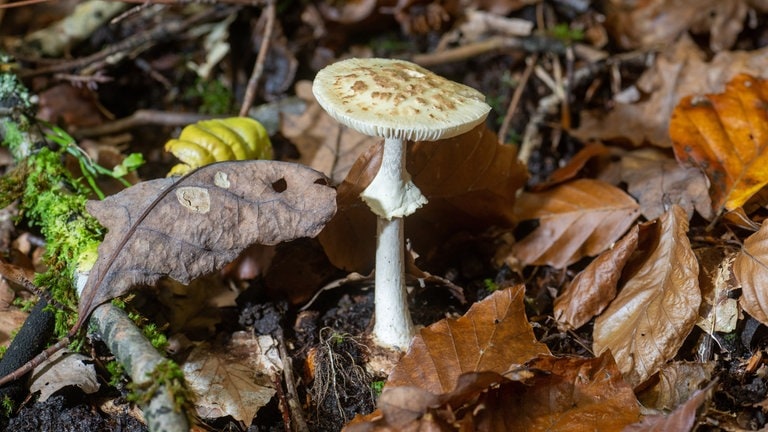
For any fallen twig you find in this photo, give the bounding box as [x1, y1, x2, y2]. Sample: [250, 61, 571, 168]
[73, 110, 224, 138]
[498, 53, 538, 145]
[90, 303, 190, 432]
[240, 0, 276, 117]
[276, 328, 309, 432]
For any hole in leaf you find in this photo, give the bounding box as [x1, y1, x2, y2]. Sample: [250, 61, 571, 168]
[272, 178, 287, 193]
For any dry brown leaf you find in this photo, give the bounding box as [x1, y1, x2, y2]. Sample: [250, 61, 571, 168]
[619, 148, 713, 221]
[625, 381, 715, 432]
[320, 124, 527, 272]
[572, 37, 768, 147]
[554, 224, 639, 330]
[593, 205, 700, 387]
[605, 0, 747, 51]
[733, 219, 768, 325]
[695, 247, 739, 335]
[280, 80, 377, 184]
[78, 161, 336, 332]
[532, 141, 611, 191]
[481, 353, 640, 431]
[671, 74, 768, 214]
[386, 285, 549, 395]
[348, 353, 640, 432]
[182, 334, 281, 423]
[508, 178, 639, 269]
[637, 361, 715, 411]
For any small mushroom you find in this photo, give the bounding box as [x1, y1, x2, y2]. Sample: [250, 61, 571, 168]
[312, 58, 490, 349]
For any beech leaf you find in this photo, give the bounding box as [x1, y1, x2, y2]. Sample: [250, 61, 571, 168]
[593, 205, 700, 387]
[386, 285, 550, 395]
[509, 178, 640, 269]
[348, 353, 640, 432]
[733, 219, 768, 325]
[671, 74, 768, 214]
[320, 124, 527, 272]
[554, 224, 639, 330]
[625, 381, 715, 432]
[182, 335, 281, 423]
[78, 161, 336, 330]
[620, 148, 713, 220]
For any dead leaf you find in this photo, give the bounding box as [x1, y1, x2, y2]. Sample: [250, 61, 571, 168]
[637, 362, 715, 411]
[671, 74, 768, 214]
[619, 148, 713, 221]
[572, 36, 768, 147]
[509, 178, 639, 269]
[349, 353, 640, 432]
[485, 353, 640, 431]
[734, 219, 768, 325]
[320, 124, 527, 272]
[605, 0, 747, 51]
[78, 161, 336, 332]
[532, 141, 611, 191]
[593, 205, 700, 387]
[182, 334, 281, 423]
[386, 285, 550, 395]
[30, 351, 99, 402]
[695, 247, 739, 335]
[625, 381, 716, 432]
[554, 224, 639, 330]
[280, 81, 377, 184]
[37, 84, 108, 129]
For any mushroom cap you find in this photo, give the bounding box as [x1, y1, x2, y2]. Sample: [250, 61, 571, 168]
[312, 58, 491, 141]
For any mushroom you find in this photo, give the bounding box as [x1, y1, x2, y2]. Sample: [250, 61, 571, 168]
[312, 58, 491, 349]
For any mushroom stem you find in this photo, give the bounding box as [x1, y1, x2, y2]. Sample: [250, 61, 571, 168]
[370, 138, 415, 349]
[361, 138, 427, 220]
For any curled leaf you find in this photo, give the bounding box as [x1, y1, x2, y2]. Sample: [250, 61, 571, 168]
[734, 220, 768, 325]
[77, 161, 335, 331]
[593, 205, 700, 387]
[165, 117, 273, 176]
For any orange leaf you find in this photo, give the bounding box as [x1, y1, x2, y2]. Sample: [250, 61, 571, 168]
[671, 74, 768, 214]
[386, 285, 550, 395]
[734, 219, 768, 325]
[554, 224, 639, 330]
[593, 205, 700, 387]
[510, 179, 639, 268]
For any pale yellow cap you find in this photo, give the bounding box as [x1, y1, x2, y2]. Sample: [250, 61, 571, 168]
[312, 58, 491, 141]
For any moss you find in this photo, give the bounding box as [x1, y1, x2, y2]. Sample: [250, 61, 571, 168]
[105, 360, 126, 387]
[128, 359, 195, 415]
[0, 395, 13, 417]
[127, 311, 169, 352]
[8, 147, 105, 337]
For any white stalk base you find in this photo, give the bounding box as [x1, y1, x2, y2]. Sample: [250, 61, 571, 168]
[372, 215, 415, 350]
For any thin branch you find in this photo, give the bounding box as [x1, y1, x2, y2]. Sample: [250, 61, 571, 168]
[498, 53, 538, 145]
[240, 0, 276, 117]
[90, 303, 190, 432]
[276, 328, 309, 432]
[74, 110, 225, 138]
